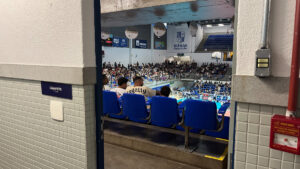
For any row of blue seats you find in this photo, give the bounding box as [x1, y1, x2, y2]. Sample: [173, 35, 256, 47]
[216, 96, 229, 102]
[103, 91, 230, 139]
[204, 46, 233, 50]
[205, 36, 232, 42]
[204, 44, 233, 46]
[204, 45, 233, 47]
[207, 36, 233, 41]
[200, 88, 231, 92]
[205, 41, 233, 44]
[209, 34, 233, 38]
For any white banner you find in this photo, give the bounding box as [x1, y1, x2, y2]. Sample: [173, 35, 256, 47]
[167, 24, 192, 53]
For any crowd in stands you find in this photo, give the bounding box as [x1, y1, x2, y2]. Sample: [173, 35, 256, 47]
[193, 81, 231, 96]
[172, 80, 231, 103]
[102, 62, 231, 142]
[103, 61, 231, 84]
[102, 61, 231, 105]
[104, 75, 231, 103]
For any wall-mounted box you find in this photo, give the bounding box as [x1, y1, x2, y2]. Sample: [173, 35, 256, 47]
[50, 100, 64, 121]
[270, 115, 300, 155]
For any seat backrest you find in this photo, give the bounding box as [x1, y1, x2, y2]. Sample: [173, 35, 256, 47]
[122, 93, 148, 123]
[184, 100, 218, 130]
[219, 102, 230, 114]
[103, 91, 121, 116]
[151, 96, 179, 128]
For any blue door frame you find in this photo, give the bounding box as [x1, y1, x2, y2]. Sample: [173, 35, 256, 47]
[230, 102, 238, 169]
[93, 0, 104, 169]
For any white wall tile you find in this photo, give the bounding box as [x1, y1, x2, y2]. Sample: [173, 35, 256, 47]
[258, 146, 270, 158]
[237, 132, 247, 142]
[247, 154, 258, 165]
[247, 133, 259, 145]
[258, 135, 270, 147]
[247, 144, 258, 155]
[238, 112, 249, 122]
[259, 125, 270, 136]
[258, 156, 269, 167]
[235, 161, 246, 169]
[249, 113, 260, 124]
[269, 159, 281, 169]
[246, 163, 257, 169]
[283, 152, 295, 162]
[236, 151, 247, 162]
[248, 124, 259, 134]
[281, 161, 294, 169]
[249, 104, 260, 113]
[0, 77, 96, 169]
[234, 103, 299, 169]
[270, 149, 283, 160]
[237, 122, 248, 132]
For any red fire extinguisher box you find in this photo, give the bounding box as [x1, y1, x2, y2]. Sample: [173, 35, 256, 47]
[270, 115, 300, 155]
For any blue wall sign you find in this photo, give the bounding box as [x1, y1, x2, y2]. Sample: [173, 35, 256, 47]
[113, 37, 128, 47]
[135, 40, 147, 49]
[41, 82, 72, 99]
[173, 31, 188, 50]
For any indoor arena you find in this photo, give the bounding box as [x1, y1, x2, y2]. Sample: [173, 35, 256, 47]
[0, 1, 300, 169]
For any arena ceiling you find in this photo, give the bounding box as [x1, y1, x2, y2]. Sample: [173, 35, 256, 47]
[101, 0, 235, 27]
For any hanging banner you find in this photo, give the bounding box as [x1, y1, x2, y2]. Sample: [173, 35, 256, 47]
[112, 37, 128, 47]
[135, 39, 147, 49]
[174, 32, 188, 50]
[167, 24, 192, 53]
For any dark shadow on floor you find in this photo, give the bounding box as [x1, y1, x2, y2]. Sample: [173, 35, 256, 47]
[104, 121, 227, 157]
[105, 143, 202, 169]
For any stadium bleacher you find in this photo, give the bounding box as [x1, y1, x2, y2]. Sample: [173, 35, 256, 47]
[203, 34, 234, 51]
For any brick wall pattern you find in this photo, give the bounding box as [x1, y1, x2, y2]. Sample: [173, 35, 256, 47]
[0, 77, 97, 169]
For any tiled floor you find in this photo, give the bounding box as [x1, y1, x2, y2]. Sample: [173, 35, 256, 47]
[104, 143, 201, 169]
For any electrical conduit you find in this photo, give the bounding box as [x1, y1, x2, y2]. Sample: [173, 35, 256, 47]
[286, 0, 300, 117]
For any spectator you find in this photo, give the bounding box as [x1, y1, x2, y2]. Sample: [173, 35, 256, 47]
[126, 76, 159, 98]
[103, 74, 111, 90]
[110, 77, 128, 97]
[103, 61, 230, 83]
[160, 86, 171, 97]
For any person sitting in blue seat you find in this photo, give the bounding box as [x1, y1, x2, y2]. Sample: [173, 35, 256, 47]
[110, 77, 128, 98]
[160, 86, 171, 97]
[126, 76, 160, 98]
[103, 74, 111, 91]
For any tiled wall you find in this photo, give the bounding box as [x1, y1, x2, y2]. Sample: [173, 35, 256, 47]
[0, 77, 96, 169]
[234, 103, 300, 169]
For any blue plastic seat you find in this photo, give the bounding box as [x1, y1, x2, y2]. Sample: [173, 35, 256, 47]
[184, 100, 221, 131]
[151, 96, 179, 128]
[122, 93, 150, 123]
[218, 102, 230, 114]
[222, 96, 228, 101]
[206, 116, 229, 139]
[103, 91, 126, 119]
[206, 103, 230, 139]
